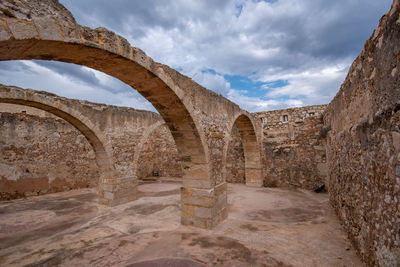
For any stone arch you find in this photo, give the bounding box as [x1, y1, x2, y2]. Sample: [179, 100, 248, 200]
[224, 112, 263, 187]
[0, 85, 115, 200]
[0, 9, 210, 187]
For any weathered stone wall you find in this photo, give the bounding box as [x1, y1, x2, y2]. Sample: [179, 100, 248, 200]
[0, 106, 99, 200]
[254, 105, 328, 190]
[137, 124, 183, 179]
[324, 1, 400, 265]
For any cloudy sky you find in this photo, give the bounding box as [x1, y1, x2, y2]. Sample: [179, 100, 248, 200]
[0, 0, 392, 112]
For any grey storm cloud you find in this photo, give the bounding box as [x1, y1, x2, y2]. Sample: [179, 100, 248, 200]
[60, 0, 391, 75]
[33, 61, 101, 87]
[0, 61, 34, 73]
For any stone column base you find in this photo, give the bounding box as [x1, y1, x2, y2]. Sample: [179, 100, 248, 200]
[245, 168, 264, 187]
[98, 176, 138, 206]
[181, 182, 227, 229]
[246, 178, 264, 187]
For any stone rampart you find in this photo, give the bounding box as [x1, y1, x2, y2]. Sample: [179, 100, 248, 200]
[323, 1, 400, 265]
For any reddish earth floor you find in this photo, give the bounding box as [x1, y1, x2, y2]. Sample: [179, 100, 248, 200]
[0, 180, 361, 266]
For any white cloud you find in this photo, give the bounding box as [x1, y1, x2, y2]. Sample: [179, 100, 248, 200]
[0, 0, 392, 112]
[192, 72, 231, 97]
[0, 61, 155, 111]
[261, 63, 350, 105]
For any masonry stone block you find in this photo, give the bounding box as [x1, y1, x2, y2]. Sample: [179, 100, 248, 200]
[181, 182, 227, 229]
[245, 168, 263, 187]
[96, 27, 118, 54]
[0, 25, 9, 41]
[183, 178, 213, 189]
[194, 207, 212, 218]
[33, 16, 61, 40]
[103, 191, 114, 200]
[7, 21, 38, 39]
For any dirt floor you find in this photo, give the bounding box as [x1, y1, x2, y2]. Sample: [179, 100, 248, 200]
[0, 180, 362, 266]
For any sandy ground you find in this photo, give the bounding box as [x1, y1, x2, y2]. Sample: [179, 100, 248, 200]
[0, 181, 362, 267]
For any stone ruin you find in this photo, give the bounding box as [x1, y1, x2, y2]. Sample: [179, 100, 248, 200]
[0, 0, 399, 265]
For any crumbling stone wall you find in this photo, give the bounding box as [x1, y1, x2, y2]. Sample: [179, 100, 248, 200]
[324, 1, 400, 265]
[137, 124, 183, 179]
[0, 106, 99, 200]
[255, 105, 328, 190]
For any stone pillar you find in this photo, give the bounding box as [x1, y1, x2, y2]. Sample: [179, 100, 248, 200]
[181, 178, 227, 229]
[245, 168, 263, 187]
[244, 141, 264, 187]
[98, 175, 138, 206]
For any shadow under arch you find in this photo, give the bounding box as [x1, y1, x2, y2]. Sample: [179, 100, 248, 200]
[0, 84, 115, 193]
[0, 6, 210, 191]
[223, 113, 263, 187]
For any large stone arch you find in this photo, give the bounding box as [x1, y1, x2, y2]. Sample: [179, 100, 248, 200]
[0, 0, 271, 228]
[0, 84, 116, 202]
[0, 2, 209, 175]
[224, 112, 263, 187]
[0, 0, 218, 227]
[0, 6, 210, 180]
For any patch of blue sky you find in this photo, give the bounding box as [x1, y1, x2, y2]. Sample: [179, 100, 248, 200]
[199, 69, 292, 101]
[224, 73, 289, 98]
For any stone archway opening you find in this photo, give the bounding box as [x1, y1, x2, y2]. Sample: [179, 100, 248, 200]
[226, 114, 263, 187]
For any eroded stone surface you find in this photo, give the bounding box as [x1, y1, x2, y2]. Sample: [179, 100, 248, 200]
[324, 1, 400, 265]
[255, 105, 328, 190]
